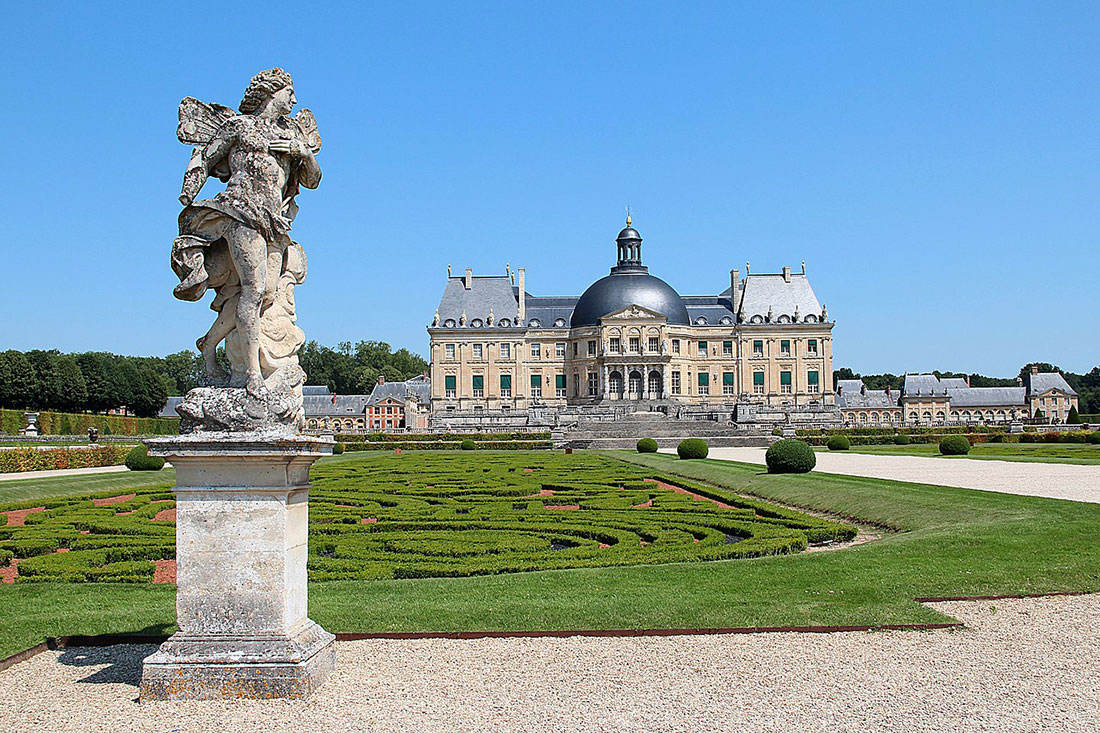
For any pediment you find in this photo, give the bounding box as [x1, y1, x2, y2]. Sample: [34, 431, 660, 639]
[599, 304, 667, 322]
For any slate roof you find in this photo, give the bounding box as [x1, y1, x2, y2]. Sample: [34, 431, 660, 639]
[303, 393, 370, 416]
[1026, 372, 1077, 396]
[158, 396, 184, 418]
[903, 374, 949, 397]
[835, 379, 900, 409]
[525, 295, 578, 329]
[729, 274, 825, 324]
[946, 386, 1026, 407]
[303, 385, 331, 396]
[366, 376, 432, 406]
[434, 276, 520, 328]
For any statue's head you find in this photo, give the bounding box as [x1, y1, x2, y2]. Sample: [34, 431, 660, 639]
[240, 68, 295, 115]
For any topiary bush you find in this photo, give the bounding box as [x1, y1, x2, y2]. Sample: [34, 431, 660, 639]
[636, 438, 658, 453]
[939, 435, 971, 456]
[124, 445, 164, 471]
[1088, 432, 1100, 445]
[765, 439, 816, 474]
[990, 433, 1005, 443]
[676, 438, 709, 459]
[893, 434, 910, 445]
[459, 439, 476, 451]
[826, 435, 851, 451]
[332, 442, 345, 455]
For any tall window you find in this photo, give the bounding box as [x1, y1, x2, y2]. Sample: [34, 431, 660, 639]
[444, 375, 456, 398]
[572, 342, 578, 357]
[609, 337, 621, 354]
[587, 340, 596, 357]
[807, 339, 818, 356]
[500, 342, 511, 359]
[780, 340, 791, 357]
[648, 336, 659, 353]
[698, 372, 710, 395]
[722, 340, 733, 356]
[753, 371, 764, 394]
[587, 372, 598, 396]
[697, 341, 708, 357]
[556, 343, 566, 358]
[530, 374, 542, 398]
[807, 371, 819, 393]
[722, 372, 735, 395]
[753, 340, 763, 357]
[500, 373, 512, 397]
[671, 371, 681, 395]
[555, 374, 567, 397]
[531, 344, 540, 359]
[628, 337, 640, 353]
[472, 375, 484, 398]
[780, 371, 792, 394]
[672, 339, 680, 354]
[445, 343, 455, 360]
[472, 343, 483, 359]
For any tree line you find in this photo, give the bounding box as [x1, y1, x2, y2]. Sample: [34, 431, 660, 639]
[834, 362, 1100, 414]
[0, 341, 429, 418]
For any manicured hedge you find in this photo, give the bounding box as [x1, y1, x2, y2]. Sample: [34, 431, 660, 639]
[765, 440, 816, 474]
[677, 439, 709, 459]
[124, 445, 165, 471]
[332, 442, 345, 455]
[334, 431, 552, 443]
[939, 436, 971, 455]
[343, 440, 551, 451]
[0, 452, 855, 583]
[1, 409, 179, 437]
[0, 445, 132, 474]
[636, 438, 658, 453]
[459, 439, 476, 451]
[826, 435, 851, 451]
[893, 434, 911, 445]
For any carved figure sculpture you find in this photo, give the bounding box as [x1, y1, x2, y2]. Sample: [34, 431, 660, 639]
[170, 68, 321, 433]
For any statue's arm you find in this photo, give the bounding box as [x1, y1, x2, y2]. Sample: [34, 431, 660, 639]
[296, 142, 322, 189]
[180, 122, 237, 206]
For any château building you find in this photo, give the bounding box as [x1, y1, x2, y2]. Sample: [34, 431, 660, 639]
[427, 219, 835, 418]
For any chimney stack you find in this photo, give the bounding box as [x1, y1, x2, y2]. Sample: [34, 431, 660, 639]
[517, 268, 526, 322]
[782, 266, 791, 283]
[464, 268, 473, 290]
[730, 269, 739, 299]
[378, 375, 385, 385]
[1031, 365, 1039, 375]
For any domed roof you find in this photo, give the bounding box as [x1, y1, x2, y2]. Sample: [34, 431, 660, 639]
[570, 219, 689, 327]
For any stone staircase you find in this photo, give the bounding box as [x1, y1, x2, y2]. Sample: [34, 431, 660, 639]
[555, 412, 776, 450]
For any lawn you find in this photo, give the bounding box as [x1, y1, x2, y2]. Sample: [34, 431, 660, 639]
[825, 442, 1100, 465]
[1, 449, 1098, 660]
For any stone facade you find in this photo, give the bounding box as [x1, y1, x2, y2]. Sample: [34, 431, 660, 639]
[837, 369, 1079, 426]
[428, 221, 835, 419]
[301, 377, 431, 433]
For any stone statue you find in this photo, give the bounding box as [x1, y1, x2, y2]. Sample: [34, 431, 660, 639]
[169, 68, 321, 433]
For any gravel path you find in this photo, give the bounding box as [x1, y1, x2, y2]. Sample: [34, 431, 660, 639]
[693, 447, 1100, 504]
[0, 465, 129, 482]
[0, 594, 1097, 732]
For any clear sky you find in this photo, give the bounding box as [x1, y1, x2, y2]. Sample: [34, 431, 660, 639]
[3, 1, 1097, 376]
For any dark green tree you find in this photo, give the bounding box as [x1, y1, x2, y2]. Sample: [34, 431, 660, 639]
[0, 351, 36, 409]
[129, 367, 169, 418]
[1067, 405, 1080, 424]
[75, 352, 117, 412]
[52, 355, 89, 413]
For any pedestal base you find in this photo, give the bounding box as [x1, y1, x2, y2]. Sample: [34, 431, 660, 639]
[141, 620, 335, 700]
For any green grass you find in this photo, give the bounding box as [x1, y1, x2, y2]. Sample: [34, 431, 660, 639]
[825, 442, 1100, 465]
[1, 450, 1098, 659]
[0, 468, 176, 504]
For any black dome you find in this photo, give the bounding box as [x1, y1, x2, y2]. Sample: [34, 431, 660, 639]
[617, 226, 641, 241]
[570, 271, 690, 327]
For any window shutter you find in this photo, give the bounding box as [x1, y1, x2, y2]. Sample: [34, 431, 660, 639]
[472, 375, 483, 390]
[781, 371, 792, 385]
[808, 371, 819, 385]
[530, 375, 541, 388]
[698, 373, 709, 386]
[500, 374, 511, 390]
[753, 372, 764, 386]
[556, 374, 566, 389]
[723, 372, 735, 386]
[444, 375, 456, 390]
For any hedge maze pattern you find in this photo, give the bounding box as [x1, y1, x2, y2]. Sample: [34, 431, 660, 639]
[0, 453, 855, 583]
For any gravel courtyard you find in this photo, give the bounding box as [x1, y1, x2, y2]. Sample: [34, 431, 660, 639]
[1, 593, 1097, 732]
[696, 447, 1100, 504]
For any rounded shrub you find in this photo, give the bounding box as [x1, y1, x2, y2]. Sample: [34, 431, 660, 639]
[939, 435, 971, 456]
[893, 434, 911, 445]
[1088, 432, 1100, 445]
[826, 435, 851, 451]
[989, 433, 1005, 443]
[636, 437, 658, 454]
[332, 442, 345, 455]
[676, 438, 709, 460]
[124, 445, 164, 471]
[459, 439, 476, 451]
[765, 439, 816, 474]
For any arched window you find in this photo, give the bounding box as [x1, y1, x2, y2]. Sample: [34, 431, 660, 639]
[648, 370, 662, 396]
[628, 370, 643, 397]
[609, 371, 623, 396]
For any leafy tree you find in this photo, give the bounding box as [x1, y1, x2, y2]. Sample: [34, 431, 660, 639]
[0, 351, 36, 409]
[52, 355, 88, 413]
[833, 367, 859, 383]
[129, 367, 169, 418]
[76, 352, 117, 412]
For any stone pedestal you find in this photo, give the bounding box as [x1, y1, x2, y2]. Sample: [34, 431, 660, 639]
[140, 432, 335, 701]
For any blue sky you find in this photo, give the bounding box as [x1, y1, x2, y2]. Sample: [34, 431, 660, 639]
[2, 2, 1097, 376]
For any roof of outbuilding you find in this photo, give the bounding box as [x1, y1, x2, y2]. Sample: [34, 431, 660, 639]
[303, 394, 371, 416]
[366, 376, 432, 406]
[302, 385, 331, 396]
[1026, 372, 1078, 396]
[158, 396, 184, 418]
[903, 374, 949, 397]
[946, 386, 1026, 407]
[835, 379, 900, 409]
